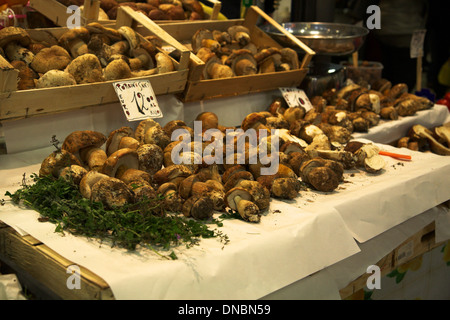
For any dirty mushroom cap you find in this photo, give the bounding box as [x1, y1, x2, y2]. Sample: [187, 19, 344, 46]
[182, 196, 214, 220]
[61, 130, 107, 155]
[153, 164, 193, 186]
[91, 176, 134, 208]
[225, 186, 253, 211]
[39, 149, 82, 178]
[58, 27, 90, 58]
[135, 118, 161, 144]
[105, 126, 134, 156]
[30, 45, 72, 74]
[60, 164, 88, 185]
[101, 148, 140, 178]
[118, 26, 140, 51]
[65, 53, 104, 84]
[119, 168, 153, 186]
[236, 179, 270, 210]
[191, 28, 214, 54]
[103, 58, 132, 81]
[35, 69, 76, 88]
[223, 170, 254, 191]
[0, 27, 31, 48]
[136, 143, 164, 175]
[79, 170, 109, 199]
[86, 22, 122, 43]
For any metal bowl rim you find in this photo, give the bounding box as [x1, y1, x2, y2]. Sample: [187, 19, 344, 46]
[265, 22, 369, 40]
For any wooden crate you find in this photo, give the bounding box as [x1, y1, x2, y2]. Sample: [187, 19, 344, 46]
[339, 221, 445, 300]
[29, 0, 222, 27]
[0, 223, 113, 299]
[142, 6, 315, 102]
[0, 6, 190, 122]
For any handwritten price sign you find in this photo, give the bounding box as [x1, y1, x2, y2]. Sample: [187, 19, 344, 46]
[113, 80, 163, 121]
[279, 87, 313, 112]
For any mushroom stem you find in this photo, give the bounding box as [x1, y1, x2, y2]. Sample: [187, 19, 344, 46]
[234, 195, 260, 222]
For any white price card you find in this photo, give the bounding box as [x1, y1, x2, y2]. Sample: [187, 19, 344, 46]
[113, 79, 163, 121]
[279, 87, 313, 112]
[410, 29, 426, 59]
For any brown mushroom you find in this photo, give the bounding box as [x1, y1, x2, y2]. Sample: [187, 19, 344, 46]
[65, 53, 104, 84]
[39, 149, 82, 178]
[35, 70, 77, 88]
[30, 45, 72, 74]
[157, 182, 184, 213]
[58, 27, 90, 58]
[225, 187, 260, 223]
[136, 144, 164, 175]
[91, 176, 134, 208]
[102, 148, 140, 178]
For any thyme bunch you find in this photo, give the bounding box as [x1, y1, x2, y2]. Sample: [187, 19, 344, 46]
[5, 174, 227, 256]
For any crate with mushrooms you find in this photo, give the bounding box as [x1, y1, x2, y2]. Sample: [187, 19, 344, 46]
[0, 6, 190, 121]
[29, 0, 222, 27]
[143, 5, 314, 102]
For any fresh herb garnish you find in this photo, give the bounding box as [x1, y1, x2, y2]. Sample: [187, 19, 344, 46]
[5, 174, 227, 256]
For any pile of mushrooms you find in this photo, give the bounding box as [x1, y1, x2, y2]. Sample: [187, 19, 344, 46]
[38, 104, 391, 225]
[278, 80, 435, 149]
[191, 26, 300, 79]
[58, 0, 207, 21]
[397, 124, 450, 156]
[0, 24, 174, 90]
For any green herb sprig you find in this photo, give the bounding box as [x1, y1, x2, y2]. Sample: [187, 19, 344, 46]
[5, 174, 227, 256]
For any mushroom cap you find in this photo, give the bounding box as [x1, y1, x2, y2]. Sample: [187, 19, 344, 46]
[105, 126, 134, 156]
[60, 164, 88, 185]
[226, 49, 257, 76]
[241, 112, 267, 131]
[119, 168, 153, 186]
[153, 164, 193, 186]
[155, 52, 174, 73]
[236, 179, 270, 210]
[143, 126, 170, 150]
[0, 27, 30, 48]
[35, 69, 77, 88]
[58, 27, 90, 50]
[270, 177, 301, 199]
[101, 148, 140, 178]
[223, 170, 254, 191]
[79, 170, 109, 199]
[118, 26, 140, 51]
[39, 149, 82, 178]
[30, 45, 72, 74]
[280, 47, 299, 70]
[157, 181, 178, 195]
[136, 143, 164, 175]
[65, 53, 104, 84]
[91, 176, 134, 208]
[103, 58, 132, 81]
[135, 118, 161, 144]
[85, 22, 122, 42]
[61, 130, 107, 155]
[225, 187, 252, 211]
[191, 28, 213, 54]
[182, 196, 214, 220]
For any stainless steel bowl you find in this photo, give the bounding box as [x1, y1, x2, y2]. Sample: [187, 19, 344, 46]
[262, 22, 369, 56]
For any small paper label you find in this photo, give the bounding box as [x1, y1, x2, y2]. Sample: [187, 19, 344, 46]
[410, 29, 426, 59]
[279, 87, 313, 112]
[113, 80, 163, 121]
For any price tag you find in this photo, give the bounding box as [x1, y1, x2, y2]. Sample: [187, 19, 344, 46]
[113, 80, 163, 121]
[279, 87, 313, 112]
[410, 29, 426, 59]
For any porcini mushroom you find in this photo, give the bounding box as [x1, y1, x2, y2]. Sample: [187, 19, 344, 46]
[225, 187, 260, 223]
[102, 148, 140, 178]
[65, 53, 104, 84]
[58, 27, 90, 58]
[30, 45, 72, 74]
[35, 70, 77, 88]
